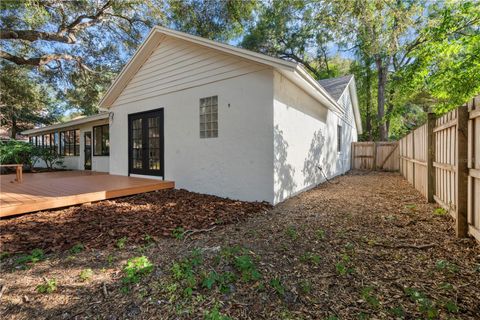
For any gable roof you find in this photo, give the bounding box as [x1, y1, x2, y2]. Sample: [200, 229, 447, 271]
[99, 26, 340, 112]
[318, 75, 354, 101]
[99, 26, 362, 133]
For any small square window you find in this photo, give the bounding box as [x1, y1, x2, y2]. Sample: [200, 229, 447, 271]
[200, 96, 218, 138]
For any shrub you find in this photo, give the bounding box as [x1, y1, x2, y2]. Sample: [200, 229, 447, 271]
[0, 140, 40, 169]
[69, 243, 84, 255]
[37, 147, 64, 169]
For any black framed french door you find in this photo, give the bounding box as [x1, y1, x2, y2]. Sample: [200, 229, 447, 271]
[128, 108, 164, 177]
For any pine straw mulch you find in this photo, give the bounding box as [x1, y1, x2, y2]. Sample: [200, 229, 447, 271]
[0, 189, 272, 253]
[1, 171, 479, 320]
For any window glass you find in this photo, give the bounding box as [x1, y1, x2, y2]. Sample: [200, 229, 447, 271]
[199, 96, 218, 138]
[93, 124, 109, 156]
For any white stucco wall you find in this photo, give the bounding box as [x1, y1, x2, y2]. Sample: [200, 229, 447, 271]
[109, 68, 274, 203]
[272, 71, 358, 204]
[31, 119, 110, 172]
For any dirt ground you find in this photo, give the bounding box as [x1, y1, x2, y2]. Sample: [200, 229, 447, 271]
[1, 171, 479, 320]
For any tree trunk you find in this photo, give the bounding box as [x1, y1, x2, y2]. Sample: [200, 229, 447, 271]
[11, 117, 17, 139]
[365, 61, 373, 139]
[376, 57, 388, 141]
[385, 86, 396, 137]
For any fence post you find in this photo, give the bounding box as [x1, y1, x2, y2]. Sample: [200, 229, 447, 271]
[372, 142, 377, 170]
[427, 113, 435, 203]
[456, 104, 469, 238]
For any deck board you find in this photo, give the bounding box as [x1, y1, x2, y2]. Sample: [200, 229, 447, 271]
[0, 171, 174, 217]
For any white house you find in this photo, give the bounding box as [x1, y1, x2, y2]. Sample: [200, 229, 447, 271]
[23, 26, 362, 205]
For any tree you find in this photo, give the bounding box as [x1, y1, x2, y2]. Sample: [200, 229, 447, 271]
[0, 63, 60, 138]
[240, 0, 339, 79]
[167, 0, 258, 42]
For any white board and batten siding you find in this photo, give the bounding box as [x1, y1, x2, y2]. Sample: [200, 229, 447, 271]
[110, 36, 276, 203]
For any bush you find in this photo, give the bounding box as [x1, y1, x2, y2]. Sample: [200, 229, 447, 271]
[0, 140, 63, 170]
[0, 140, 39, 169]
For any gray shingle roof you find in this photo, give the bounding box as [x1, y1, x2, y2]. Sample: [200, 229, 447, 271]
[318, 75, 353, 101]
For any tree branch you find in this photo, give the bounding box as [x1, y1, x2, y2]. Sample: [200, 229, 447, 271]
[0, 50, 93, 72]
[0, 29, 74, 43]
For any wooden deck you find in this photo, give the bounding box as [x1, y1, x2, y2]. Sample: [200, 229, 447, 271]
[0, 171, 174, 217]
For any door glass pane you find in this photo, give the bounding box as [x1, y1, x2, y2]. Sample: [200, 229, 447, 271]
[132, 118, 143, 169]
[148, 116, 160, 170]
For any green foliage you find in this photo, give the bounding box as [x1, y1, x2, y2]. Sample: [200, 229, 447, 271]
[360, 287, 380, 309]
[15, 248, 45, 268]
[315, 229, 326, 240]
[204, 306, 231, 320]
[444, 300, 459, 313]
[269, 278, 285, 296]
[172, 227, 185, 240]
[79, 268, 93, 282]
[0, 64, 60, 138]
[36, 147, 64, 169]
[285, 226, 298, 240]
[404, 288, 439, 319]
[300, 252, 321, 265]
[36, 278, 57, 294]
[122, 256, 154, 285]
[434, 208, 448, 216]
[388, 306, 405, 318]
[69, 243, 84, 255]
[234, 255, 261, 282]
[435, 259, 459, 274]
[170, 250, 203, 297]
[0, 140, 40, 169]
[335, 254, 354, 275]
[298, 280, 312, 294]
[116, 237, 128, 249]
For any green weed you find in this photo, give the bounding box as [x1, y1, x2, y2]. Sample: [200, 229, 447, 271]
[172, 227, 185, 240]
[204, 306, 231, 320]
[0, 252, 10, 261]
[15, 248, 45, 268]
[434, 207, 448, 216]
[234, 255, 261, 282]
[435, 259, 459, 274]
[405, 288, 438, 319]
[300, 252, 321, 265]
[335, 254, 354, 275]
[36, 278, 57, 294]
[360, 286, 380, 309]
[69, 243, 84, 255]
[299, 280, 312, 294]
[122, 256, 154, 285]
[388, 306, 405, 318]
[315, 229, 325, 240]
[269, 278, 285, 296]
[79, 268, 93, 282]
[116, 237, 128, 249]
[285, 226, 298, 240]
[443, 300, 459, 313]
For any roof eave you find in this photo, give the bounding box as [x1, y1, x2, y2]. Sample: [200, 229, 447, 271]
[22, 113, 109, 135]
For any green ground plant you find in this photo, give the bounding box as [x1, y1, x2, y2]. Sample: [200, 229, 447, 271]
[404, 288, 439, 319]
[36, 278, 57, 293]
[69, 243, 84, 255]
[122, 256, 154, 285]
[15, 248, 45, 268]
[269, 278, 285, 296]
[116, 237, 128, 249]
[79, 268, 93, 282]
[285, 226, 298, 240]
[172, 227, 185, 240]
[360, 286, 380, 309]
[434, 207, 448, 216]
[300, 252, 321, 265]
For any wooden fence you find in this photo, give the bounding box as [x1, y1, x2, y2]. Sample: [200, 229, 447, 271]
[351, 141, 399, 171]
[399, 95, 480, 241]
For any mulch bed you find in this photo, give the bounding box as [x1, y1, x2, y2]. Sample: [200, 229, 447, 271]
[0, 189, 271, 253]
